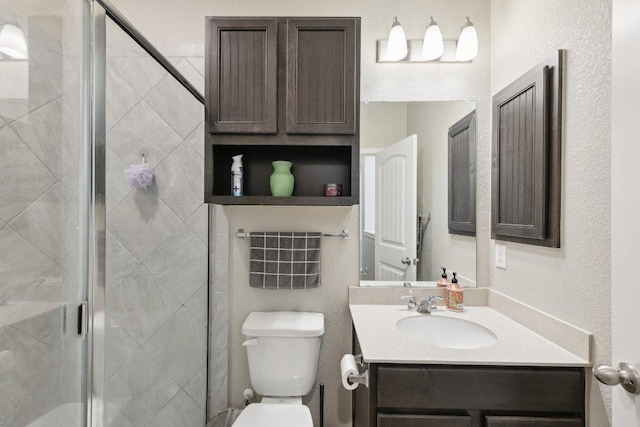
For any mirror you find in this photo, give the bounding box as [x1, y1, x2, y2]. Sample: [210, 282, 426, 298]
[359, 101, 477, 287]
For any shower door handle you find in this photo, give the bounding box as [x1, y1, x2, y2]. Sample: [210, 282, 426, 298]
[78, 301, 88, 338]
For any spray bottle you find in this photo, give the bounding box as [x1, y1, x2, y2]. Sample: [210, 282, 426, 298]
[231, 154, 243, 196]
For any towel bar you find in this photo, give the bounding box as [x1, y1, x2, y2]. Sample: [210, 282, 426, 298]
[236, 229, 349, 239]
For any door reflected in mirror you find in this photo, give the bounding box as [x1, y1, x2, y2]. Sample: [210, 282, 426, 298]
[360, 101, 477, 287]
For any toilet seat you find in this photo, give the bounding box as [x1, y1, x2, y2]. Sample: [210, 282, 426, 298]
[232, 403, 313, 427]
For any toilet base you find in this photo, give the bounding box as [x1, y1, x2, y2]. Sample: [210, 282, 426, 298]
[232, 399, 313, 427]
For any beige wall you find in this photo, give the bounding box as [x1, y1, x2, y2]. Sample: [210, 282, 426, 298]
[406, 102, 476, 284]
[108, 1, 490, 424]
[226, 206, 359, 427]
[490, 1, 611, 425]
[360, 102, 407, 150]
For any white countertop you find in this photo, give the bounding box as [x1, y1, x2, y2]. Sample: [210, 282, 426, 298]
[350, 304, 590, 367]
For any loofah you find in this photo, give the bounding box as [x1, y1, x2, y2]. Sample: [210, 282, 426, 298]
[124, 156, 154, 189]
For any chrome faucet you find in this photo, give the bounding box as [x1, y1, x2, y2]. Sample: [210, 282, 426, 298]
[401, 294, 443, 313]
[417, 295, 444, 314]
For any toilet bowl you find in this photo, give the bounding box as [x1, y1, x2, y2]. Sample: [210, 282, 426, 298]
[232, 311, 324, 427]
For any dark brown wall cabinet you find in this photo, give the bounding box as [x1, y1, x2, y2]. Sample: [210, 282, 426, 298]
[491, 50, 564, 247]
[205, 16, 360, 205]
[448, 110, 476, 236]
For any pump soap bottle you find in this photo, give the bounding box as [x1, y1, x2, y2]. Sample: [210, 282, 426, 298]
[231, 155, 243, 196]
[445, 272, 463, 312]
[437, 267, 451, 288]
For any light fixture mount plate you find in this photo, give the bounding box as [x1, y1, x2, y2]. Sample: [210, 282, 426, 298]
[377, 39, 471, 63]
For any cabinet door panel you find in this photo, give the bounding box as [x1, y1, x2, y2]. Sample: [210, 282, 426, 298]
[287, 18, 358, 134]
[485, 416, 582, 427]
[207, 18, 277, 133]
[378, 414, 471, 427]
[377, 366, 584, 413]
[448, 110, 476, 236]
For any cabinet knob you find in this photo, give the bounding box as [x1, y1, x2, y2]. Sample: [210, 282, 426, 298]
[401, 257, 411, 265]
[593, 362, 640, 394]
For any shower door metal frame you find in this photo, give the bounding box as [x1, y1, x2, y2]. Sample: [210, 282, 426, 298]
[83, 1, 208, 425]
[85, 1, 107, 426]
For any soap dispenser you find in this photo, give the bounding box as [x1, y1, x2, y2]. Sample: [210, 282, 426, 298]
[437, 267, 451, 288]
[445, 272, 463, 312]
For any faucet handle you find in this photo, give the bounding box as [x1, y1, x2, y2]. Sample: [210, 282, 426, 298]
[427, 295, 444, 303]
[425, 295, 444, 312]
[400, 295, 417, 311]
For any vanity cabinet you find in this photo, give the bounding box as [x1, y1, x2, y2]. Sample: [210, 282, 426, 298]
[353, 339, 585, 427]
[205, 17, 360, 205]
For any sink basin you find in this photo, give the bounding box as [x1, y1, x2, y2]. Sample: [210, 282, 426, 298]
[396, 315, 497, 349]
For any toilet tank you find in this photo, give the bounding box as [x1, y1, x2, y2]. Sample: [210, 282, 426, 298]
[242, 312, 324, 397]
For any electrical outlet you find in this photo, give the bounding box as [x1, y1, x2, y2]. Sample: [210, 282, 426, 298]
[495, 244, 507, 269]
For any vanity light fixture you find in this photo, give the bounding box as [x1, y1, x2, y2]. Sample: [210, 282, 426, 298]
[0, 24, 28, 59]
[455, 17, 478, 62]
[386, 17, 408, 61]
[377, 16, 478, 63]
[422, 17, 443, 61]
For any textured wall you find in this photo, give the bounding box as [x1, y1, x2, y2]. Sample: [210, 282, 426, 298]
[490, 1, 612, 425]
[360, 102, 407, 150]
[226, 206, 360, 427]
[362, 0, 492, 289]
[0, 10, 85, 427]
[103, 21, 209, 427]
[107, 0, 491, 424]
[406, 102, 477, 284]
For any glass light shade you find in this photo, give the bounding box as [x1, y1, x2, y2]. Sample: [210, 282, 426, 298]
[386, 17, 408, 61]
[455, 18, 478, 62]
[0, 24, 28, 59]
[422, 17, 443, 61]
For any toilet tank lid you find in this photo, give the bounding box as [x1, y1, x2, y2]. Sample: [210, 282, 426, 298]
[242, 312, 324, 337]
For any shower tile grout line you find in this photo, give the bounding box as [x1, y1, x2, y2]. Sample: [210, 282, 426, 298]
[3, 328, 57, 424]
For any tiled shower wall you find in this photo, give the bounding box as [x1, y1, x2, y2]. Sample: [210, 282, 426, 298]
[104, 21, 214, 427]
[0, 10, 85, 427]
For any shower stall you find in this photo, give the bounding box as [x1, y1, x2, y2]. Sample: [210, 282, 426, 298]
[0, 1, 210, 426]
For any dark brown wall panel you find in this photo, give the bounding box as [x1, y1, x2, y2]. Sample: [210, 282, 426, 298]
[449, 110, 476, 235]
[207, 18, 277, 133]
[491, 50, 564, 247]
[376, 366, 584, 413]
[218, 29, 266, 122]
[485, 416, 582, 427]
[287, 18, 357, 134]
[493, 67, 548, 240]
[294, 29, 346, 124]
[378, 414, 472, 427]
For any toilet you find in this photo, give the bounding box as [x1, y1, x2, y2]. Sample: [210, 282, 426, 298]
[233, 311, 324, 427]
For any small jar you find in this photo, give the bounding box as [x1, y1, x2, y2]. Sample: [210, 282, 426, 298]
[323, 183, 342, 197]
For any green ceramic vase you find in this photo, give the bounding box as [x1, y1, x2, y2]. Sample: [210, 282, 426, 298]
[270, 160, 294, 197]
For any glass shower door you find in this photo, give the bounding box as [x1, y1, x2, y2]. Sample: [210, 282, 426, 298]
[101, 13, 208, 427]
[0, 0, 90, 425]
